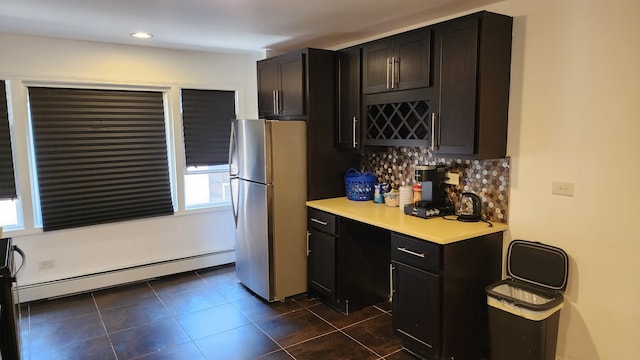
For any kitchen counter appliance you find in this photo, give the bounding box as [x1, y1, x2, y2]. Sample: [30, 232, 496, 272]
[404, 203, 455, 219]
[414, 165, 449, 206]
[457, 192, 482, 222]
[229, 119, 307, 302]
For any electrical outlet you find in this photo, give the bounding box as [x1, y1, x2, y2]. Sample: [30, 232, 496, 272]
[551, 181, 575, 196]
[38, 259, 55, 270]
[445, 172, 460, 185]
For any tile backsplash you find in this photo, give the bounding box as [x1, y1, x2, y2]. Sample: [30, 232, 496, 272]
[361, 146, 510, 224]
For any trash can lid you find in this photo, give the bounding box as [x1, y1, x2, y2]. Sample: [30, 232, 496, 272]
[507, 240, 569, 292]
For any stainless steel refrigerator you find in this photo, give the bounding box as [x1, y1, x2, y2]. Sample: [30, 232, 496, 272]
[229, 119, 307, 302]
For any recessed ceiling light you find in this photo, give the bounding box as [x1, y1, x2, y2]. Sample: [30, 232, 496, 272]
[130, 32, 153, 39]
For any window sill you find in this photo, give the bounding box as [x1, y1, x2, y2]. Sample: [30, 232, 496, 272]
[176, 204, 232, 216]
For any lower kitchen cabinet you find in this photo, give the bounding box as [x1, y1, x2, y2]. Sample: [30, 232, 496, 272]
[307, 227, 336, 300]
[391, 232, 503, 360]
[392, 261, 441, 357]
[307, 208, 390, 313]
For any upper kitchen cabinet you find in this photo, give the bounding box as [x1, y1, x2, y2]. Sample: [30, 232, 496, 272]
[362, 28, 431, 95]
[257, 48, 360, 200]
[362, 88, 435, 147]
[257, 51, 305, 118]
[336, 46, 361, 150]
[432, 11, 513, 159]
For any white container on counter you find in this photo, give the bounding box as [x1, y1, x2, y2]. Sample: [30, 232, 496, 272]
[398, 186, 413, 210]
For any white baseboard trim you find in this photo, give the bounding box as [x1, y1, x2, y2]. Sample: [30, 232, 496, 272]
[17, 250, 235, 303]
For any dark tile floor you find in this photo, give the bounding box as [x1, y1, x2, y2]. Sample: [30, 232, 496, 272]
[19, 264, 418, 360]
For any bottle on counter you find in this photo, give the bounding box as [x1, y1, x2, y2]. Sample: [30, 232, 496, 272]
[412, 183, 422, 204]
[374, 186, 383, 204]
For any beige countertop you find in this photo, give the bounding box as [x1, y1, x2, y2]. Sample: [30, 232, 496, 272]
[306, 197, 507, 245]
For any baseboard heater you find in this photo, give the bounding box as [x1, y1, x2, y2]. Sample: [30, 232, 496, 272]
[17, 249, 235, 303]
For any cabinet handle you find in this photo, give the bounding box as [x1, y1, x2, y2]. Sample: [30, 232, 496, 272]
[306, 231, 311, 256]
[392, 56, 398, 89]
[430, 113, 436, 151]
[390, 57, 395, 89]
[397, 247, 425, 258]
[386, 57, 391, 89]
[310, 218, 328, 226]
[272, 90, 278, 115]
[390, 264, 395, 299]
[352, 116, 358, 148]
[436, 112, 441, 149]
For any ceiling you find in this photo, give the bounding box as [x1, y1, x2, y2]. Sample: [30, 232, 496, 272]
[0, 0, 502, 54]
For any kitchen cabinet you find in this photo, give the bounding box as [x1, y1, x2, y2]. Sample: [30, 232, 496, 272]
[432, 11, 513, 159]
[307, 208, 338, 301]
[391, 232, 502, 360]
[336, 46, 361, 149]
[257, 51, 304, 117]
[362, 28, 431, 94]
[353, 11, 512, 156]
[307, 208, 390, 314]
[362, 87, 435, 147]
[258, 48, 360, 200]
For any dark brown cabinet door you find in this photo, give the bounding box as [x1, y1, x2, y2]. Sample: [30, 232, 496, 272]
[308, 228, 336, 301]
[257, 59, 278, 118]
[257, 52, 304, 117]
[433, 12, 513, 158]
[394, 29, 431, 91]
[362, 28, 431, 95]
[278, 53, 304, 116]
[362, 39, 393, 94]
[337, 46, 361, 149]
[392, 261, 441, 359]
[433, 16, 478, 156]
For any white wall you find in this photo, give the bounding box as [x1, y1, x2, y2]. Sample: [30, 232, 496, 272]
[3, 0, 640, 357]
[0, 34, 263, 299]
[489, 1, 639, 359]
[332, 0, 640, 358]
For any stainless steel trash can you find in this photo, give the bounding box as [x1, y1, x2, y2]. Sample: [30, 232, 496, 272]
[486, 240, 569, 360]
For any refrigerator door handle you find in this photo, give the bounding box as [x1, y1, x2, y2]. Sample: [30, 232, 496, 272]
[229, 120, 239, 225]
[230, 178, 239, 226]
[228, 120, 239, 178]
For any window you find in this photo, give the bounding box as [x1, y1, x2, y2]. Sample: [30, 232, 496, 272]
[0, 81, 17, 200]
[0, 80, 19, 229]
[28, 87, 174, 231]
[0, 199, 19, 228]
[184, 165, 230, 207]
[181, 89, 235, 208]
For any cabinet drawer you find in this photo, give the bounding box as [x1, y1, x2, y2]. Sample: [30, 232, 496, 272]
[391, 233, 440, 273]
[308, 208, 338, 235]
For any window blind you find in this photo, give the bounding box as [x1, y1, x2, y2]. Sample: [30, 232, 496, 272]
[28, 87, 174, 231]
[181, 89, 236, 167]
[0, 81, 17, 199]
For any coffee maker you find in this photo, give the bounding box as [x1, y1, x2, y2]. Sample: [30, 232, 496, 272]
[414, 165, 449, 206]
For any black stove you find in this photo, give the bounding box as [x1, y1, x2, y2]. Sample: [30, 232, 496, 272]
[0, 237, 23, 360]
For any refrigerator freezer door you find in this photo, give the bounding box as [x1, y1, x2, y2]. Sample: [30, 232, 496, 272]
[235, 178, 273, 300]
[236, 119, 270, 184]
